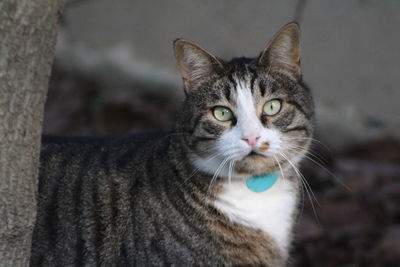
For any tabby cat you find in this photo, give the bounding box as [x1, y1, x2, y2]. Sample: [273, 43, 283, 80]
[31, 23, 314, 266]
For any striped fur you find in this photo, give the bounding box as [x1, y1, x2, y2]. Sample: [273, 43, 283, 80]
[31, 23, 314, 266]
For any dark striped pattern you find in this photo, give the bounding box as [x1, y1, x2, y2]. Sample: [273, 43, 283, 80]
[32, 134, 219, 266]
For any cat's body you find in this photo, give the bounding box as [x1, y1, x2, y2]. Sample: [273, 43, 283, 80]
[31, 23, 314, 266]
[31, 133, 294, 266]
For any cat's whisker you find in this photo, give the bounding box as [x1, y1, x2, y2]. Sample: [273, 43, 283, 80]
[279, 152, 320, 224]
[282, 144, 327, 165]
[181, 150, 231, 185]
[281, 147, 320, 221]
[285, 144, 327, 163]
[281, 152, 319, 206]
[208, 150, 242, 192]
[231, 160, 236, 184]
[283, 143, 328, 164]
[207, 156, 232, 195]
[273, 155, 286, 187]
[281, 136, 321, 142]
[276, 153, 306, 222]
[284, 145, 350, 191]
[228, 159, 235, 186]
[282, 136, 331, 152]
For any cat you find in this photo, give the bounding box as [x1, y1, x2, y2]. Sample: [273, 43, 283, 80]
[31, 22, 314, 266]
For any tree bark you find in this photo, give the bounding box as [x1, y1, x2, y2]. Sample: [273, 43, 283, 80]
[0, 0, 65, 265]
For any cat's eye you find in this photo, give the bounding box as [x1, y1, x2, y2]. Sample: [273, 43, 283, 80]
[213, 106, 233, 122]
[263, 99, 282, 116]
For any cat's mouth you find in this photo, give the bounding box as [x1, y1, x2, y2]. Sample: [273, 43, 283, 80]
[246, 151, 265, 158]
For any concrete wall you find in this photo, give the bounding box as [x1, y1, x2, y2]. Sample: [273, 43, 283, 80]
[56, 0, 400, 149]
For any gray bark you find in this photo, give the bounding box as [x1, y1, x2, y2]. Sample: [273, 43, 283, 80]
[0, 0, 65, 266]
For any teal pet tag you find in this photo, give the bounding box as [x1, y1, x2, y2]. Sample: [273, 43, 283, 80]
[246, 173, 279, 193]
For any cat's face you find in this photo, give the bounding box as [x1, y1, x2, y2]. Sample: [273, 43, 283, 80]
[174, 23, 314, 178]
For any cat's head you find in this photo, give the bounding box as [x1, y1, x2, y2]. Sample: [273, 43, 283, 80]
[173, 23, 314, 178]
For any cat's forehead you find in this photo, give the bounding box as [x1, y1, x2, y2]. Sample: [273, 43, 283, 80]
[209, 61, 279, 104]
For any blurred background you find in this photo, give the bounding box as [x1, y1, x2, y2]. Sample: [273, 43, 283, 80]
[44, 0, 400, 266]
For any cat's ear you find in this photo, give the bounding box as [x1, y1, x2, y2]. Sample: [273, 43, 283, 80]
[258, 23, 301, 77]
[174, 39, 223, 91]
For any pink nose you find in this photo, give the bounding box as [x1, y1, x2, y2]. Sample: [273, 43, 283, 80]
[242, 135, 260, 147]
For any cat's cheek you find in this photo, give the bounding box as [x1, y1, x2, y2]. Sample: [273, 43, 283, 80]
[217, 128, 251, 159]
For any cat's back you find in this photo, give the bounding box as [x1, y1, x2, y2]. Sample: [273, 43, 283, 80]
[40, 131, 167, 175]
[32, 132, 170, 266]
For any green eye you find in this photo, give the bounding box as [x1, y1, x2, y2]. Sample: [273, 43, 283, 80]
[263, 99, 282, 116]
[213, 106, 233, 122]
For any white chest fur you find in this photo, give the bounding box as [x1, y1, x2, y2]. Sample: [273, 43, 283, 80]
[213, 176, 297, 253]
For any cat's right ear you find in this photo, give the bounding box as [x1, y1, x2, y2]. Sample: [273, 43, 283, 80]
[174, 39, 223, 92]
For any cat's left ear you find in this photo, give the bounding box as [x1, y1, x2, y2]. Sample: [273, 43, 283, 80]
[174, 39, 224, 92]
[258, 22, 301, 78]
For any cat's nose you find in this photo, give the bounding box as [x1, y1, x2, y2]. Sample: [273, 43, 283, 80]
[242, 135, 260, 147]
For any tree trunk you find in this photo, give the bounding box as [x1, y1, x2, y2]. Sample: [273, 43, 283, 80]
[0, 0, 65, 265]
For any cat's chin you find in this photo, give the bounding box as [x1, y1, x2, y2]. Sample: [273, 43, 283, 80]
[235, 155, 278, 175]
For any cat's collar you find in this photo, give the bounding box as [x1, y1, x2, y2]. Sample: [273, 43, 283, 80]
[246, 173, 279, 193]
